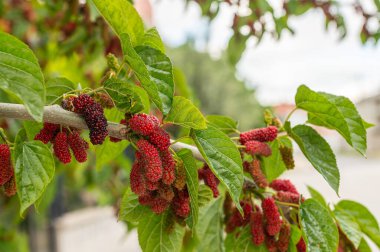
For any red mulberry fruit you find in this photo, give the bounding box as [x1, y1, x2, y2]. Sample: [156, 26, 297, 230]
[82, 103, 108, 145]
[275, 191, 303, 204]
[160, 150, 176, 185]
[129, 113, 156, 136]
[262, 197, 282, 236]
[296, 238, 306, 252]
[249, 159, 268, 188]
[151, 197, 170, 214]
[240, 126, 278, 144]
[4, 175, 17, 197]
[146, 180, 159, 191]
[270, 179, 299, 194]
[245, 140, 272, 157]
[279, 145, 295, 169]
[130, 160, 147, 196]
[73, 94, 94, 113]
[198, 165, 219, 197]
[53, 132, 71, 164]
[148, 127, 171, 151]
[250, 211, 265, 245]
[265, 235, 278, 252]
[138, 193, 154, 206]
[137, 140, 163, 182]
[0, 144, 13, 186]
[172, 189, 190, 218]
[68, 131, 88, 163]
[226, 202, 252, 232]
[277, 223, 291, 252]
[34, 123, 59, 144]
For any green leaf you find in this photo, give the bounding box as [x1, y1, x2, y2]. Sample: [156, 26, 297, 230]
[14, 134, 55, 215]
[120, 33, 162, 111]
[358, 238, 372, 252]
[119, 188, 149, 223]
[95, 109, 129, 170]
[91, 0, 144, 46]
[0, 31, 45, 121]
[191, 126, 243, 213]
[261, 140, 287, 182]
[177, 149, 199, 232]
[196, 197, 224, 252]
[46, 77, 74, 104]
[135, 46, 174, 114]
[286, 123, 339, 194]
[336, 200, 380, 248]
[288, 225, 302, 252]
[333, 206, 362, 249]
[166, 96, 207, 129]
[307, 185, 327, 207]
[142, 28, 165, 53]
[138, 211, 185, 252]
[235, 226, 268, 252]
[103, 78, 144, 113]
[300, 199, 339, 252]
[206, 115, 238, 134]
[198, 184, 213, 207]
[295, 85, 367, 155]
[363, 120, 375, 129]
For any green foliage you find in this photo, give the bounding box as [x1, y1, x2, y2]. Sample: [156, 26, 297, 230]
[307, 185, 327, 207]
[142, 28, 166, 53]
[119, 188, 149, 223]
[46, 77, 75, 104]
[0, 31, 45, 121]
[334, 206, 362, 249]
[261, 140, 287, 181]
[206, 115, 238, 135]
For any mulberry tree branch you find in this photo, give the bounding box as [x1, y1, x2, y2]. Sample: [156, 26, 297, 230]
[0, 103, 204, 161]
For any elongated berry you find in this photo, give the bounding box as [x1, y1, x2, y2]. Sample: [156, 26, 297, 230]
[83, 103, 108, 145]
[250, 211, 265, 245]
[275, 191, 303, 204]
[73, 94, 94, 113]
[137, 139, 163, 182]
[249, 159, 268, 188]
[277, 223, 291, 252]
[0, 144, 13, 186]
[130, 160, 147, 196]
[174, 162, 186, 190]
[129, 113, 156, 136]
[53, 132, 71, 164]
[279, 145, 295, 169]
[265, 235, 278, 252]
[245, 140, 272, 157]
[172, 189, 190, 218]
[262, 197, 282, 236]
[68, 131, 88, 163]
[270, 179, 298, 194]
[148, 127, 171, 151]
[34, 123, 59, 144]
[240, 126, 278, 144]
[160, 150, 176, 185]
[198, 165, 219, 197]
[4, 175, 17, 197]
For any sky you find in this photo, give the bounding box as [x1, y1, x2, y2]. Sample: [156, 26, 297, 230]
[151, 0, 380, 105]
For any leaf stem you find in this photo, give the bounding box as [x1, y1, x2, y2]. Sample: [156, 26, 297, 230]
[275, 200, 299, 208]
[284, 107, 298, 123]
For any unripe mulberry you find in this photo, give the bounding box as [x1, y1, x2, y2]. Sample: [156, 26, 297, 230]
[83, 103, 108, 145]
[34, 123, 59, 144]
[68, 131, 88, 163]
[137, 140, 163, 182]
[296, 238, 306, 252]
[240, 126, 278, 144]
[279, 145, 295, 169]
[130, 161, 147, 196]
[262, 197, 282, 236]
[250, 211, 265, 245]
[174, 162, 186, 190]
[198, 165, 219, 197]
[95, 92, 114, 109]
[160, 150, 176, 185]
[73, 94, 94, 113]
[148, 127, 171, 151]
[226, 202, 252, 232]
[151, 197, 170, 214]
[159, 184, 175, 202]
[172, 189, 190, 218]
[275, 191, 303, 204]
[249, 159, 268, 188]
[129, 113, 156, 136]
[4, 175, 16, 197]
[0, 144, 13, 186]
[245, 141, 272, 157]
[270, 179, 299, 194]
[277, 223, 291, 252]
[53, 132, 71, 164]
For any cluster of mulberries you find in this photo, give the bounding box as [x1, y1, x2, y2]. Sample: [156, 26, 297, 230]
[198, 164, 220, 197]
[243, 160, 268, 188]
[262, 197, 282, 236]
[279, 145, 295, 169]
[127, 113, 190, 219]
[35, 124, 89, 164]
[240, 126, 277, 158]
[62, 94, 108, 145]
[0, 144, 16, 196]
[270, 179, 304, 204]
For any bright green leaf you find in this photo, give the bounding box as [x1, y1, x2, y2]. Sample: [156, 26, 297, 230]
[198, 184, 213, 207]
[142, 28, 165, 53]
[91, 0, 144, 45]
[206, 115, 238, 134]
[135, 46, 174, 114]
[138, 211, 185, 252]
[0, 31, 45, 121]
[334, 206, 363, 249]
[358, 238, 372, 252]
[286, 123, 339, 194]
[46, 77, 74, 104]
[166, 96, 207, 129]
[235, 225, 268, 252]
[119, 188, 149, 223]
[192, 126, 243, 213]
[336, 200, 380, 248]
[261, 140, 287, 182]
[307, 185, 327, 207]
[288, 225, 302, 252]
[300, 199, 339, 252]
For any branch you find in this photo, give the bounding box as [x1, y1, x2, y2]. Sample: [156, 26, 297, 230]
[0, 103, 205, 161]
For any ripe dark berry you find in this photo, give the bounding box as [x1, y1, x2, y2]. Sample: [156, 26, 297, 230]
[245, 140, 272, 157]
[250, 211, 265, 245]
[262, 197, 282, 236]
[61, 96, 75, 112]
[160, 150, 176, 185]
[73, 94, 94, 113]
[265, 235, 278, 252]
[68, 131, 88, 163]
[240, 126, 278, 144]
[270, 179, 299, 194]
[198, 165, 219, 197]
[130, 160, 147, 196]
[82, 103, 108, 145]
[137, 140, 163, 182]
[53, 132, 71, 164]
[146, 180, 159, 191]
[34, 123, 59, 144]
[4, 175, 17, 197]
[0, 144, 13, 186]
[129, 113, 156, 136]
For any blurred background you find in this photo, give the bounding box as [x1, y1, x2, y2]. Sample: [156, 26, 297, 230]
[0, 0, 380, 251]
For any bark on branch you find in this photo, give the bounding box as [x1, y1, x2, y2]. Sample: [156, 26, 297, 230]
[0, 103, 204, 161]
